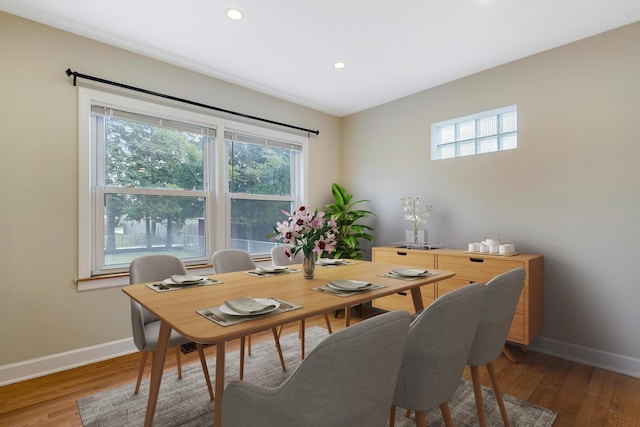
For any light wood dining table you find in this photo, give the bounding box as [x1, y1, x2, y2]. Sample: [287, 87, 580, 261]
[122, 259, 454, 426]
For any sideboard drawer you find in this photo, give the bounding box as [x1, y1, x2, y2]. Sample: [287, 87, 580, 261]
[372, 247, 435, 268]
[437, 255, 522, 283]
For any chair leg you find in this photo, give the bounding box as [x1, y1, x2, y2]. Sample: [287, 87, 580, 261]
[323, 313, 333, 333]
[300, 319, 306, 360]
[345, 307, 351, 327]
[196, 343, 214, 401]
[471, 365, 487, 427]
[415, 410, 427, 427]
[248, 334, 252, 356]
[175, 346, 182, 379]
[487, 361, 510, 426]
[271, 327, 286, 371]
[135, 351, 148, 394]
[440, 402, 454, 427]
[239, 336, 246, 380]
[389, 405, 397, 427]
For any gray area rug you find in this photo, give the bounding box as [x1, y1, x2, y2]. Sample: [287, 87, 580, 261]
[78, 327, 557, 426]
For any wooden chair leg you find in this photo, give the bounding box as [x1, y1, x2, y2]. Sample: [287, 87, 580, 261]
[196, 343, 214, 401]
[345, 307, 351, 327]
[323, 313, 333, 333]
[389, 405, 397, 427]
[271, 327, 287, 372]
[416, 410, 427, 427]
[239, 336, 246, 380]
[135, 351, 148, 394]
[175, 346, 182, 379]
[440, 402, 454, 427]
[405, 409, 411, 417]
[248, 334, 252, 356]
[471, 365, 487, 427]
[300, 319, 306, 360]
[487, 361, 510, 426]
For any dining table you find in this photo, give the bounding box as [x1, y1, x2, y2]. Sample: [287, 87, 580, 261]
[122, 259, 455, 426]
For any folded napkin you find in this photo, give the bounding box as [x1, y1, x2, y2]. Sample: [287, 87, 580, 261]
[328, 279, 372, 291]
[224, 297, 277, 315]
[170, 275, 205, 284]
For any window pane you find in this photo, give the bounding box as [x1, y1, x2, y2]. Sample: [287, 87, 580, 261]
[478, 116, 498, 137]
[501, 134, 518, 150]
[440, 125, 455, 144]
[104, 193, 206, 268]
[104, 115, 206, 191]
[478, 137, 499, 153]
[458, 120, 476, 140]
[459, 141, 476, 156]
[501, 111, 517, 133]
[439, 144, 456, 159]
[230, 199, 294, 255]
[226, 140, 293, 195]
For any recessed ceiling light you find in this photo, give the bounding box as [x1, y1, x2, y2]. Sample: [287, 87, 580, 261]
[333, 61, 347, 70]
[225, 8, 244, 21]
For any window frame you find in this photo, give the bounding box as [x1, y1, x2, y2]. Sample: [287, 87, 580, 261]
[431, 105, 518, 160]
[78, 88, 308, 287]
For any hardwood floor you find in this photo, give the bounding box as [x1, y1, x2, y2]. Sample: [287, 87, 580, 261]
[1, 310, 639, 426]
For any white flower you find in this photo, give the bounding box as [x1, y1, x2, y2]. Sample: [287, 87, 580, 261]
[401, 196, 432, 229]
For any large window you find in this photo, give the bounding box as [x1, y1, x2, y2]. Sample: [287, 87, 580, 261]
[78, 89, 306, 279]
[431, 105, 517, 160]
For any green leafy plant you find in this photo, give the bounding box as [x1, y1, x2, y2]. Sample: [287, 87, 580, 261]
[325, 183, 375, 260]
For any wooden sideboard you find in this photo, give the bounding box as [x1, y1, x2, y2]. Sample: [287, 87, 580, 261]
[372, 246, 544, 346]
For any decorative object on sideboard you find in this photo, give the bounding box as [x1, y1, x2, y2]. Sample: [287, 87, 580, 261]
[401, 196, 432, 247]
[467, 237, 517, 256]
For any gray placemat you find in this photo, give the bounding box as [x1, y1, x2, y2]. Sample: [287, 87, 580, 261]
[311, 283, 386, 297]
[146, 279, 223, 292]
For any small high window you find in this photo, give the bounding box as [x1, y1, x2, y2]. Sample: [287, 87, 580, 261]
[431, 105, 517, 160]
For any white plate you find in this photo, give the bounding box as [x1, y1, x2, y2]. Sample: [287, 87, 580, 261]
[257, 265, 289, 273]
[219, 298, 280, 316]
[390, 268, 428, 277]
[327, 280, 372, 291]
[163, 275, 207, 286]
[317, 258, 345, 265]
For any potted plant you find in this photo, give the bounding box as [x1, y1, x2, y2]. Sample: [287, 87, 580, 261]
[325, 183, 375, 260]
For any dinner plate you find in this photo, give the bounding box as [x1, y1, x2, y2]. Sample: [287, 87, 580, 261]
[219, 298, 280, 316]
[257, 265, 289, 273]
[327, 280, 372, 291]
[162, 275, 207, 286]
[390, 268, 429, 277]
[317, 258, 345, 265]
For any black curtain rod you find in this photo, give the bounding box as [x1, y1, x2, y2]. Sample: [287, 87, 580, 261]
[65, 68, 320, 136]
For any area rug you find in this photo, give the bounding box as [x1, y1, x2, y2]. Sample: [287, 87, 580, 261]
[78, 327, 557, 426]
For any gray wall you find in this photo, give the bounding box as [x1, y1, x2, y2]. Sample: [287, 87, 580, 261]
[0, 12, 341, 367]
[342, 22, 640, 375]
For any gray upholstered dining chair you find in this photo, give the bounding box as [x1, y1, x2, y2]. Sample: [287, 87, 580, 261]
[467, 268, 526, 427]
[221, 310, 411, 427]
[129, 254, 214, 400]
[271, 245, 333, 358]
[390, 281, 487, 427]
[212, 249, 286, 378]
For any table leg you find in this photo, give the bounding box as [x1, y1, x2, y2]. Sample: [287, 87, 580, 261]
[410, 288, 425, 312]
[214, 341, 226, 426]
[143, 320, 171, 427]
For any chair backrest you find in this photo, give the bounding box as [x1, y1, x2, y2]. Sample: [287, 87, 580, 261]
[467, 268, 526, 366]
[128, 254, 188, 350]
[393, 282, 487, 412]
[271, 245, 303, 266]
[224, 310, 411, 427]
[212, 249, 256, 273]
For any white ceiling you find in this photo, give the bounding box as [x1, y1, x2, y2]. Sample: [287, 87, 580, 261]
[2, 0, 640, 117]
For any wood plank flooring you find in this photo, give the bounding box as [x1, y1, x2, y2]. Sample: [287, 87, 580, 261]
[1, 310, 639, 426]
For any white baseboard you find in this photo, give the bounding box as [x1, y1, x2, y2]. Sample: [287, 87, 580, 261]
[0, 338, 137, 386]
[3, 335, 639, 386]
[529, 336, 640, 379]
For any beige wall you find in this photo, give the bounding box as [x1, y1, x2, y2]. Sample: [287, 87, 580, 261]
[0, 12, 341, 367]
[343, 22, 640, 374]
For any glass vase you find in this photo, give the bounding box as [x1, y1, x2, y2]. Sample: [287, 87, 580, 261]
[406, 228, 426, 247]
[302, 253, 316, 279]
